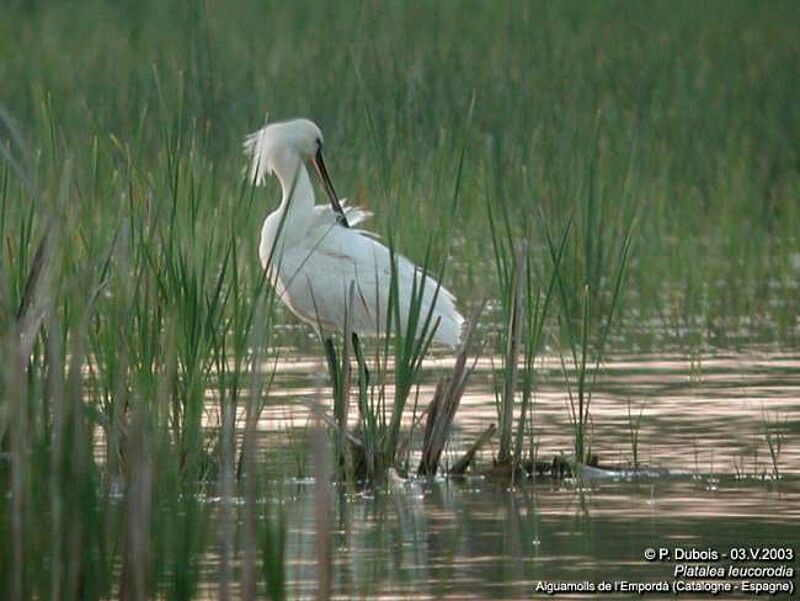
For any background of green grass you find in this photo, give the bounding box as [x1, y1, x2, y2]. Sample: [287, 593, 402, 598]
[2, 0, 798, 351]
[1, 1, 799, 598]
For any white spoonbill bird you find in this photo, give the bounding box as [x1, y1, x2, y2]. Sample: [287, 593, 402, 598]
[243, 118, 464, 347]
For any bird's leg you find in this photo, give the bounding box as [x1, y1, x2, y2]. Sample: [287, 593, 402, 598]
[324, 337, 342, 404]
[324, 335, 351, 476]
[351, 332, 370, 390]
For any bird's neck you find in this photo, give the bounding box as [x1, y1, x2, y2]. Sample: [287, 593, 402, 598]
[274, 154, 315, 224]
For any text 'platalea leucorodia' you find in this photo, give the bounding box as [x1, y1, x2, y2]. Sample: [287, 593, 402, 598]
[244, 118, 464, 346]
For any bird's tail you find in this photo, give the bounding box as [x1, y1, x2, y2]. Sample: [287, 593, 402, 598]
[397, 258, 465, 348]
[430, 290, 466, 348]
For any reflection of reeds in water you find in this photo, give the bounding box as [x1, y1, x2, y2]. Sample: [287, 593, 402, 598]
[3, 2, 800, 594]
[762, 409, 787, 480]
[310, 383, 332, 600]
[627, 398, 644, 469]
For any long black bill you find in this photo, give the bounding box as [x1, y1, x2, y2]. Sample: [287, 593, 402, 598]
[312, 147, 349, 227]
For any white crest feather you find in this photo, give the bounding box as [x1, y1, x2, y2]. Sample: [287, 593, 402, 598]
[243, 124, 271, 186]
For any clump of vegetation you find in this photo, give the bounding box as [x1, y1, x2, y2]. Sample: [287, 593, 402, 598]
[548, 143, 637, 466]
[486, 192, 570, 478]
[1, 0, 799, 595]
[320, 247, 483, 483]
[0, 106, 289, 598]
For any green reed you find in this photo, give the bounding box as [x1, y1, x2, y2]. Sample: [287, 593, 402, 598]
[487, 185, 570, 473]
[1, 0, 799, 595]
[0, 105, 288, 598]
[549, 206, 635, 465]
[321, 242, 448, 483]
[318, 95, 474, 483]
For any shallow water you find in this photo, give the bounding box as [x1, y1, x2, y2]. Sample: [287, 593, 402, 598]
[261, 351, 800, 477]
[252, 350, 799, 598]
[277, 476, 799, 599]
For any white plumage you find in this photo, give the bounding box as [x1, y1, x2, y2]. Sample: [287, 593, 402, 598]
[244, 118, 464, 347]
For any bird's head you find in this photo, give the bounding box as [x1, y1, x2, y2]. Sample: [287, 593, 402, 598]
[244, 119, 322, 181]
[244, 118, 347, 225]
